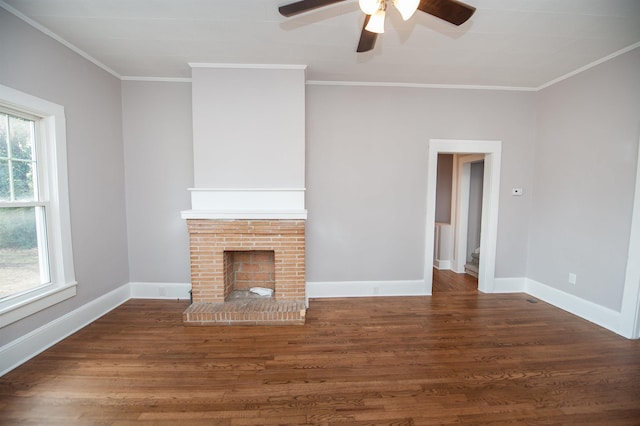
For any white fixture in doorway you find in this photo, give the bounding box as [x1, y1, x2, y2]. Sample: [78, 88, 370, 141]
[424, 139, 502, 294]
[452, 153, 485, 275]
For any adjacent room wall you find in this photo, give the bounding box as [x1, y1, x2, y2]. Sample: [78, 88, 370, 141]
[305, 85, 536, 283]
[435, 153, 454, 224]
[0, 9, 129, 343]
[529, 47, 640, 311]
[121, 81, 193, 283]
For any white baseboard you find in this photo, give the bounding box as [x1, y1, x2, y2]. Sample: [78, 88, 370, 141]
[525, 278, 621, 335]
[1, 277, 628, 377]
[0, 281, 194, 377]
[0, 283, 130, 377]
[433, 259, 451, 270]
[451, 263, 466, 274]
[492, 277, 621, 334]
[306, 280, 429, 299]
[492, 277, 526, 293]
[307, 277, 624, 336]
[129, 282, 191, 300]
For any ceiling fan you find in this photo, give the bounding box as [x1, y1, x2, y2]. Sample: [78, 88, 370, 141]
[278, 0, 476, 52]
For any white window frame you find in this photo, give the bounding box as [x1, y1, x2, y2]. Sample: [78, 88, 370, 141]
[0, 84, 76, 328]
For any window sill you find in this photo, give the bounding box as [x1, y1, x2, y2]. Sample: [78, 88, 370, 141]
[0, 282, 77, 328]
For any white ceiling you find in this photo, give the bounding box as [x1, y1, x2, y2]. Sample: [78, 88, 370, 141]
[3, 0, 640, 88]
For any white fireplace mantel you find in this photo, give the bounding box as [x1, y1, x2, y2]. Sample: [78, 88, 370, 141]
[181, 188, 307, 220]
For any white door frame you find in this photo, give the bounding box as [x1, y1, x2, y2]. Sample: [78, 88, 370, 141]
[620, 136, 640, 339]
[424, 139, 502, 294]
[452, 154, 485, 274]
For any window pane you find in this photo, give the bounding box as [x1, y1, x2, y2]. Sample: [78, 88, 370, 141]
[0, 207, 48, 299]
[12, 160, 35, 201]
[0, 159, 9, 200]
[9, 115, 35, 161]
[0, 113, 7, 158]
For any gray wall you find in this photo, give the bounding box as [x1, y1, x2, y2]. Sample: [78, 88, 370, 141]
[435, 154, 453, 223]
[118, 83, 537, 285]
[528, 47, 640, 311]
[305, 85, 536, 283]
[121, 81, 193, 283]
[0, 9, 129, 342]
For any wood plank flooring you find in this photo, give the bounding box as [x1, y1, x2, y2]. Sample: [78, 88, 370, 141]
[1, 270, 639, 425]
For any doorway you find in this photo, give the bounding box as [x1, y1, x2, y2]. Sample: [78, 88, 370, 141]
[424, 139, 502, 295]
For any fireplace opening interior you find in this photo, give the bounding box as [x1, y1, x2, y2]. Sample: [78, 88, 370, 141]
[224, 250, 276, 301]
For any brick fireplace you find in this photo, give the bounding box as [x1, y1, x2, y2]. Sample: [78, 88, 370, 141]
[183, 64, 307, 325]
[182, 218, 306, 325]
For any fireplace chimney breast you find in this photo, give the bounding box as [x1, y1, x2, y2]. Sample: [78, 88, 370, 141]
[182, 64, 307, 325]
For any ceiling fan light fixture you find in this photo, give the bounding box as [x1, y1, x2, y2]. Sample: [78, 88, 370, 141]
[365, 6, 386, 33]
[393, 0, 420, 20]
[278, 0, 477, 52]
[359, 0, 381, 15]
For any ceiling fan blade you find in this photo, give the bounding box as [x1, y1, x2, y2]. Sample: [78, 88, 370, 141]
[356, 15, 378, 53]
[278, 0, 346, 17]
[417, 0, 476, 26]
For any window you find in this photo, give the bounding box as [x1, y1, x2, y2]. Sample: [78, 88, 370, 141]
[1, 110, 51, 299]
[0, 84, 76, 328]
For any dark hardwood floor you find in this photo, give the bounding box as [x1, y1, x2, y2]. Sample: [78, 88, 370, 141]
[1, 270, 639, 425]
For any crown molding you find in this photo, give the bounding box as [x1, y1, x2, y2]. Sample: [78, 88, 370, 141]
[537, 42, 640, 91]
[306, 80, 537, 92]
[0, 1, 121, 79]
[121, 76, 192, 83]
[3, 0, 637, 90]
[189, 63, 307, 70]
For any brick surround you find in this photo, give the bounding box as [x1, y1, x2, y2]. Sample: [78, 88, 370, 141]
[183, 219, 306, 325]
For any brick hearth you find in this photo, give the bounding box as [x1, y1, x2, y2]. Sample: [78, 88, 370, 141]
[183, 219, 306, 325]
[183, 298, 306, 326]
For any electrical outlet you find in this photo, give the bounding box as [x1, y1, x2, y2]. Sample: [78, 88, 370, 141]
[568, 273, 577, 285]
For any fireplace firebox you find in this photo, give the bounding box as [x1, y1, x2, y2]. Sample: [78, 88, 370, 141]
[224, 250, 275, 300]
[182, 219, 306, 325]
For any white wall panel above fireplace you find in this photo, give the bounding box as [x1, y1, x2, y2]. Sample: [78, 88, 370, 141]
[191, 64, 306, 189]
[181, 188, 307, 220]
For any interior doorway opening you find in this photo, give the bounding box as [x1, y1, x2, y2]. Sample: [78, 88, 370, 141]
[434, 154, 485, 286]
[424, 139, 502, 295]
